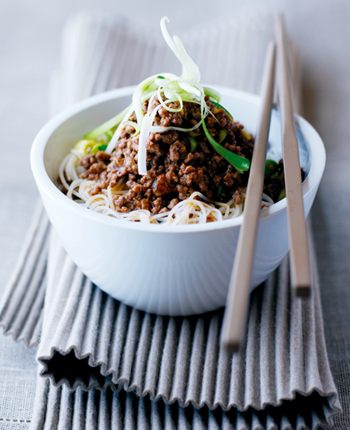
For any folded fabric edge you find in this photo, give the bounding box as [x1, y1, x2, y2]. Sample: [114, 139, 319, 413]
[36, 352, 342, 417]
[29, 375, 338, 430]
[0, 199, 48, 348]
[34, 224, 342, 419]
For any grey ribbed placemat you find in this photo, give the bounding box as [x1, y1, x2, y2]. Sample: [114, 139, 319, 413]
[29, 376, 336, 430]
[0, 201, 48, 348]
[34, 228, 340, 416]
[0, 11, 341, 430]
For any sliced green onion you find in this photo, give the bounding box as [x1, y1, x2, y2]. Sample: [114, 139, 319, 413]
[122, 120, 139, 136]
[74, 140, 95, 156]
[133, 75, 158, 130]
[84, 105, 131, 140]
[178, 82, 201, 97]
[277, 188, 286, 201]
[160, 17, 200, 83]
[201, 114, 250, 174]
[157, 86, 183, 113]
[90, 143, 107, 155]
[210, 100, 233, 120]
[157, 75, 165, 79]
[265, 159, 278, 177]
[241, 129, 251, 140]
[143, 79, 159, 94]
[189, 130, 200, 137]
[218, 129, 227, 144]
[203, 87, 221, 102]
[188, 136, 198, 152]
[105, 130, 114, 140]
[218, 182, 224, 199]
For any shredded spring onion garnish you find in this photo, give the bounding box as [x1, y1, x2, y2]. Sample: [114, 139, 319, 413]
[85, 16, 250, 175]
[58, 17, 284, 226]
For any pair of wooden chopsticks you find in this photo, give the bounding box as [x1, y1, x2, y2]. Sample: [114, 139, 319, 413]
[221, 14, 311, 352]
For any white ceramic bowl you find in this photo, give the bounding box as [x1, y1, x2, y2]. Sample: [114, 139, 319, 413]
[31, 86, 325, 316]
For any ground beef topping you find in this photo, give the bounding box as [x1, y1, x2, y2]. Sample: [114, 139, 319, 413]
[77, 97, 256, 214]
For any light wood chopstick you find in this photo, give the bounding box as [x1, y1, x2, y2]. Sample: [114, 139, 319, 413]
[275, 14, 311, 298]
[220, 41, 276, 352]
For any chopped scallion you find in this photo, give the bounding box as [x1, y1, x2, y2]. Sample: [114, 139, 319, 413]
[74, 140, 95, 156]
[90, 143, 107, 155]
[265, 159, 278, 177]
[188, 136, 198, 152]
[210, 100, 233, 120]
[241, 129, 251, 140]
[143, 79, 159, 94]
[277, 188, 286, 201]
[218, 129, 227, 144]
[218, 182, 224, 199]
[203, 87, 221, 102]
[106, 130, 114, 140]
[201, 114, 250, 174]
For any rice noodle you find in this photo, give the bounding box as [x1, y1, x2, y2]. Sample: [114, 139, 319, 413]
[59, 151, 274, 225]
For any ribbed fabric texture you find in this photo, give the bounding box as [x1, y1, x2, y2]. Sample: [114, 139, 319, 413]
[0, 11, 341, 429]
[29, 377, 336, 430]
[35, 231, 340, 417]
[0, 201, 48, 348]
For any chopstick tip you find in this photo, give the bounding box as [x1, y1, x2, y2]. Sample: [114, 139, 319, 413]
[222, 342, 241, 355]
[295, 285, 311, 298]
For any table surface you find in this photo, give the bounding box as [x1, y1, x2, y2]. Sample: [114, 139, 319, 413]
[1, 0, 350, 428]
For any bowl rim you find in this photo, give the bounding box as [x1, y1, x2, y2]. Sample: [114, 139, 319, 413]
[31, 85, 326, 234]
